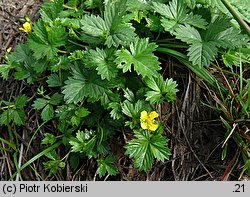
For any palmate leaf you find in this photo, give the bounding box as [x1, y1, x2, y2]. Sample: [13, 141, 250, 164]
[0, 64, 12, 79]
[122, 100, 149, 118]
[80, 0, 135, 47]
[85, 48, 118, 80]
[187, 41, 218, 67]
[32, 98, 47, 110]
[80, 15, 108, 38]
[174, 18, 248, 67]
[153, 0, 207, 31]
[28, 20, 67, 60]
[150, 134, 171, 161]
[125, 130, 153, 172]
[0, 95, 28, 126]
[152, 0, 187, 20]
[97, 155, 119, 178]
[214, 27, 247, 48]
[125, 130, 171, 172]
[62, 65, 109, 104]
[8, 44, 47, 83]
[39, 0, 64, 24]
[174, 24, 217, 67]
[174, 24, 201, 44]
[183, 13, 208, 29]
[0, 109, 26, 126]
[15, 95, 28, 108]
[104, 0, 136, 47]
[115, 38, 161, 78]
[144, 74, 178, 104]
[204, 17, 231, 41]
[41, 104, 54, 122]
[105, 23, 136, 48]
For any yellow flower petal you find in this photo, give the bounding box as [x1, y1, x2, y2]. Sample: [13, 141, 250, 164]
[140, 110, 159, 131]
[19, 22, 32, 33]
[7, 47, 12, 53]
[148, 122, 158, 131]
[148, 111, 159, 120]
[140, 111, 148, 120]
[140, 122, 148, 130]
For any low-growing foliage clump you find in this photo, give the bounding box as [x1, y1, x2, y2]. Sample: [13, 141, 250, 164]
[0, 0, 249, 180]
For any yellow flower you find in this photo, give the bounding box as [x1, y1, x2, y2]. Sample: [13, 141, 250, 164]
[140, 110, 159, 131]
[7, 47, 12, 53]
[19, 22, 32, 33]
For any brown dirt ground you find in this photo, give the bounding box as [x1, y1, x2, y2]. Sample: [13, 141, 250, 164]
[0, 0, 249, 181]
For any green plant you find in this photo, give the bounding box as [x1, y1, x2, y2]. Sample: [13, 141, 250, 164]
[207, 66, 250, 180]
[150, 0, 250, 179]
[1, 0, 249, 181]
[0, 0, 178, 179]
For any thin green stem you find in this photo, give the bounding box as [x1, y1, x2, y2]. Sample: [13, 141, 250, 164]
[221, 0, 250, 37]
[26, 121, 47, 155]
[10, 141, 62, 180]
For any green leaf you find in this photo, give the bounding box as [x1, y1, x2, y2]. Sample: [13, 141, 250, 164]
[85, 48, 118, 80]
[0, 64, 12, 79]
[62, 65, 109, 104]
[104, 0, 136, 47]
[42, 133, 57, 145]
[84, 0, 102, 9]
[105, 23, 136, 48]
[0, 109, 26, 126]
[39, 0, 64, 24]
[204, 17, 230, 41]
[80, 15, 108, 37]
[32, 98, 47, 110]
[152, 0, 187, 20]
[15, 95, 28, 108]
[97, 155, 119, 178]
[80, 0, 135, 47]
[123, 88, 135, 103]
[0, 109, 14, 125]
[108, 102, 123, 120]
[229, 0, 250, 23]
[43, 160, 65, 177]
[116, 38, 161, 78]
[150, 134, 171, 161]
[214, 27, 247, 48]
[28, 21, 67, 60]
[153, 0, 207, 31]
[183, 13, 208, 29]
[174, 24, 202, 44]
[187, 41, 218, 67]
[69, 130, 98, 158]
[125, 130, 154, 172]
[50, 93, 63, 105]
[71, 116, 81, 126]
[69, 140, 84, 153]
[9, 44, 31, 63]
[75, 107, 90, 118]
[125, 130, 171, 172]
[122, 100, 149, 118]
[12, 110, 26, 126]
[44, 149, 58, 160]
[70, 130, 90, 150]
[41, 104, 54, 122]
[144, 75, 178, 104]
[8, 44, 45, 83]
[47, 73, 62, 87]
